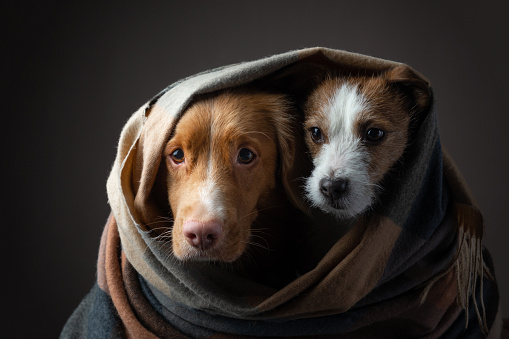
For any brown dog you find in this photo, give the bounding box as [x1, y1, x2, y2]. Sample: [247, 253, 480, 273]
[164, 89, 297, 269]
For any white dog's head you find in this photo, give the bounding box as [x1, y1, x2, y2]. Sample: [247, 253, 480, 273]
[304, 66, 430, 219]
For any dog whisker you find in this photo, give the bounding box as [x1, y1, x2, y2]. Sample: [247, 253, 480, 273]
[154, 215, 174, 220]
[142, 219, 173, 230]
[145, 215, 174, 223]
[238, 205, 284, 222]
[237, 210, 262, 221]
[146, 226, 173, 234]
[242, 130, 273, 143]
[292, 175, 308, 182]
[153, 235, 173, 242]
[248, 234, 271, 250]
[249, 229, 274, 244]
[251, 228, 272, 237]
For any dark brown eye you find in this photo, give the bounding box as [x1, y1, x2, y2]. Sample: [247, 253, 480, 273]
[170, 148, 185, 163]
[365, 128, 385, 142]
[238, 148, 255, 164]
[309, 127, 324, 143]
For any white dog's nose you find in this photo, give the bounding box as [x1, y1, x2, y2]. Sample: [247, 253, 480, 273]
[320, 178, 348, 200]
[183, 220, 223, 251]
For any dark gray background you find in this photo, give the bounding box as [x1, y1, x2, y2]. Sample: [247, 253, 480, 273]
[3, 2, 508, 337]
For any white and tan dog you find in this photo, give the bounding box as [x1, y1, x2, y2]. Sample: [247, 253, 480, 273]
[304, 65, 430, 219]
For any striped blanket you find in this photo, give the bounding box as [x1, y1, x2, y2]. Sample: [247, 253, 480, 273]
[61, 47, 502, 338]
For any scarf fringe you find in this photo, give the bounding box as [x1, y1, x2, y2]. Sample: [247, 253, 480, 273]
[421, 204, 492, 335]
[455, 223, 491, 334]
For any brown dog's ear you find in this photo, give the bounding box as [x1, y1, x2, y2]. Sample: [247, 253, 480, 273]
[272, 104, 312, 214]
[385, 65, 432, 114]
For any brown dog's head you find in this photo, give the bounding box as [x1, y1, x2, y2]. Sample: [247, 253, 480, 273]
[164, 90, 294, 262]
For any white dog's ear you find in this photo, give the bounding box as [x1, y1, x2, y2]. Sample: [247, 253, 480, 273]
[385, 65, 432, 114]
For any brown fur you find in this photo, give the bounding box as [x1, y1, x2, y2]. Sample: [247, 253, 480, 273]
[303, 65, 430, 218]
[164, 89, 295, 263]
[305, 65, 429, 190]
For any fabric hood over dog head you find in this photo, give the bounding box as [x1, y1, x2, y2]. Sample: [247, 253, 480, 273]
[86, 47, 501, 337]
[106, 48, 410, 310]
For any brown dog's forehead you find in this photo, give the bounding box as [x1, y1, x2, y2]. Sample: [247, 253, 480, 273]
[171, 92, 279, 149]
[170, 101, 213, 149]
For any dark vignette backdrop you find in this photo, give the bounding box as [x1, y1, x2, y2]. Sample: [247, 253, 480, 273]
[3, 2, 508, 338]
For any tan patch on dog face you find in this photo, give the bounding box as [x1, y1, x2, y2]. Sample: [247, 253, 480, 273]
[304, 79, 335, 157]
[305, 74, 416, 185]
[303, 66, 429, 218]
[164, 91, 290, 262]
[355, 77, 411, 183]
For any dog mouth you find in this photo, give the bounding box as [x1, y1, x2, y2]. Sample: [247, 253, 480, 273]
[175, 241, 245, 263]
[325, 198, 349, 210]
[182, 248, 241, 263]
[305, 174, 374, 219]
[170, 217, 250, 263]
[318, 177, 351, 209]
[318, 195, 364, 219]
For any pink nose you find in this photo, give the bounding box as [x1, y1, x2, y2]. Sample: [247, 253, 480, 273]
[182, 220, 223, 251]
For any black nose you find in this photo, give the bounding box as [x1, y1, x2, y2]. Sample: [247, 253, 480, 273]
[320, 178, 348, 200]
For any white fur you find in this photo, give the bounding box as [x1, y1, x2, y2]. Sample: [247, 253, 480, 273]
[197, 165, 226, 222]
[305, 84, 374, 218]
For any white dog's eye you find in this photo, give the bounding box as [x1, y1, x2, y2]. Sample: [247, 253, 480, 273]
[238, 148, 255, 164]
[365, 128, 385, 142]
[170, 148, 185, 163]
[309, 127, 324, 143]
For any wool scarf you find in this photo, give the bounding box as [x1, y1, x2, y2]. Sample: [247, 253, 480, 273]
[61, 47, 502, 338]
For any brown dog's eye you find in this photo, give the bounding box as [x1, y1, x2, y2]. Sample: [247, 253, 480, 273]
[365, 128, 385, 142]
[309, 127, 324, 143]
[170, 148, 185, 163]
[238, 148, 255, 164]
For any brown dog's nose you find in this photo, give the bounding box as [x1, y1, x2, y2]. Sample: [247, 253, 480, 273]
[320, 178, 348, 200]
[183, 220, 223, 251]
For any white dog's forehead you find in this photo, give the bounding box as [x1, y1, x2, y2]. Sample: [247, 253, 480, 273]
[313, 83, 370, 178]
[305, 83, 374, 218]
[325, 83, 368, 138]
